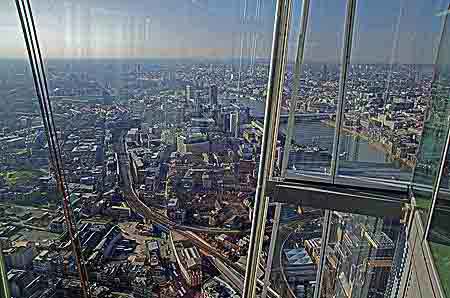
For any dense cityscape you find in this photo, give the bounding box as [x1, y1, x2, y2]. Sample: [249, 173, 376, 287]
[0, 57, 432, 298]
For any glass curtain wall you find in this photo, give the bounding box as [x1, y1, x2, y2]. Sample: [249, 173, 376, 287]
[259, 200, 406, 298]
[411, 4, 450, 220]
[278, 0, 444, 188]
[1, 1, 280, 298]
[3, 0, 450, 298]
[0, 1, 66, 298]
[420, 4, 450, 296]
[319, 212, 404, 298]
[250, 0, 448, 298]
[260, 205, 406, 298]
[334, 0, 434, 186]
[279, 0, 345, 181]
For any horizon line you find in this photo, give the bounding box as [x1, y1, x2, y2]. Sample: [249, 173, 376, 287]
[0, 57, 435, 66]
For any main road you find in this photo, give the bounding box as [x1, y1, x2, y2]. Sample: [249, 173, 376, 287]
[113, 131, 280, 298]
[114, 135, 244, 234]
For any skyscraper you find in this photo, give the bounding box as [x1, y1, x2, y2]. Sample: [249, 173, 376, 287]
[321, 64, 328, 81]
[194, 90, 202, 114]
[230, 111, 239, 138]
[209, 84, 218, 106]
[186, 85, 191, 105]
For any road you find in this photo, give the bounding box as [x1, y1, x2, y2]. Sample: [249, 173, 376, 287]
[115, 138, 244, 263]
[269, 225, 297, 298]
[113, 131, 280, 298]
[114, 133, 245, 235]
[269, 215, 322, 298]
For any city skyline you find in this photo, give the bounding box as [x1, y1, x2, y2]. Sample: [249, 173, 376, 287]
[0, 0, 446, 63]
[0, 56, 423, 298]
[1, 0, 450, 298]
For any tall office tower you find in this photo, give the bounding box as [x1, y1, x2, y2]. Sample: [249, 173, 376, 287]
[209, 84, 218, 106]
[194, 90, 202, 114]
[186, 85, 191, 105]
[195, 90, 202, 103]
[168, 70, 176, 82]
[230, 111, 240, 138]
[415, 64, 422, 84]
[321, 64, 328, 81]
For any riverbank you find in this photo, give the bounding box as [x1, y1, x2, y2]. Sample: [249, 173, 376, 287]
[321, 120, 415, 169]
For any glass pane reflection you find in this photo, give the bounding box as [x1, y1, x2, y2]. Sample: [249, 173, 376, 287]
[335, 0, 440, 188]
[427, 12, 450, 292]
[280, 0, 346, 182]
[0, 1, 62, 297]
[412, 3, 450, 221]
[22, 0, 275, 297]
[262, 204, 405, 298]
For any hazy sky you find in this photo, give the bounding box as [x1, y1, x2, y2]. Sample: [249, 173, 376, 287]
[0, 0, 447, 63]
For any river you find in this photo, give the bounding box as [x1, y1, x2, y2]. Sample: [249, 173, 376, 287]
[238, 99, 411, 180]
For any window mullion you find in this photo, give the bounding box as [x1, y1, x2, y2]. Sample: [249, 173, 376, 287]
[242, 0, 293, 296]
[330, 0, 358, 183]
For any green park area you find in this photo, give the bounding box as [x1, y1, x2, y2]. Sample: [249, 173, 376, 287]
[430, 242, 450, 297]
[415, 195, 432, 211]
[14, 148, 30, 156]
[0, 169, 47, 186]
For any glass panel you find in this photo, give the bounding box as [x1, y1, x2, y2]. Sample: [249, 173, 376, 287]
[429, 242, 450, 297]
[27, 0, 275, 297]
[278, 0, 346, 182]
[427, 13, 450, 292]
[262, 204, 324, 297]
[320, 211, 404, 298]
[262, 204, 405, 298]
[428, 136, 450, 297]
[0, 1, 64, 297]
[335, 0, 442, 189]
[412, 5, 450, 223]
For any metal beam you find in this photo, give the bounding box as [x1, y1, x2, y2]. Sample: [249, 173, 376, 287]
[314, 210, 332, 298]
[281, 0, 311, 177]
[242, 0, 292, 296]
[330, 0, 358, 182]
[267, 179, 406, 218]
[261, 203, 282, 298]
